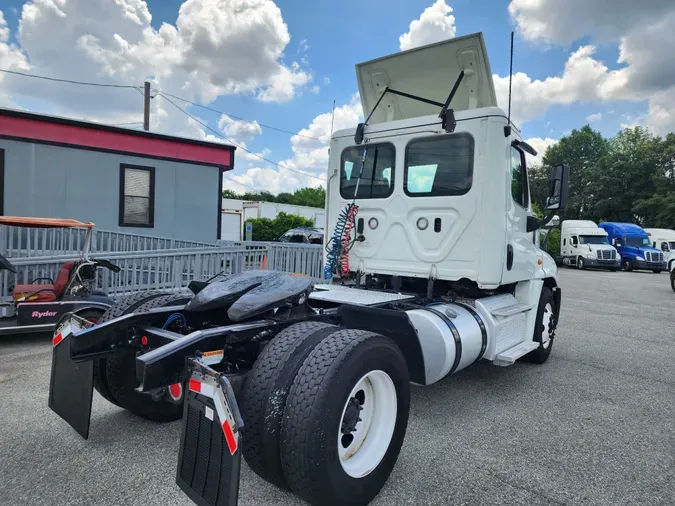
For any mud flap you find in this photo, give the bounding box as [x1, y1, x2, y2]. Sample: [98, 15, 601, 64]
[177, 359, 244, 506]
[48, 314, 95, 439]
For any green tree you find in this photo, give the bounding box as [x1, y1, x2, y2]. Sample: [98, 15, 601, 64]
[222, 189, 241, 199]
[291, 187, 325, 208]
[541, 125, 609, 221]
[245, 212, 316, 241]
[594, 127, 662, 224]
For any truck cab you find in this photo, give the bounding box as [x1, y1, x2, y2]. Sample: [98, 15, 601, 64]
[644, 228, 675, 271]
[325, 33, 566, 292]
[598, 222, 666, 273]
[559, 220, 620, 270]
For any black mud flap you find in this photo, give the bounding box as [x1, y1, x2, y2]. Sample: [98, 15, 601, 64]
[48, 314, 95, 439]
[177, 359, 244, 506]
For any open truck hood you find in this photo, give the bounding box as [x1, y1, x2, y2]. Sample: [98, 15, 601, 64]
[356, 32, 497, 124]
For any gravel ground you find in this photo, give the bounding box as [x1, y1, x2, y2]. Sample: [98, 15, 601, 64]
[1, 269, 674, 506]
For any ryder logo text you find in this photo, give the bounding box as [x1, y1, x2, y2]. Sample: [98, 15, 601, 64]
[32, 310, 58, 319]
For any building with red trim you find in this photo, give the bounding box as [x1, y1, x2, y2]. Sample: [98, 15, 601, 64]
[0, 107, 234, 242]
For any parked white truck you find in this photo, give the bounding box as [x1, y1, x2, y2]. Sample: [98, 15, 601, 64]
[49, 33, 570, 506]
[559, 220, 620, 270]
[644, 228, 675, 271]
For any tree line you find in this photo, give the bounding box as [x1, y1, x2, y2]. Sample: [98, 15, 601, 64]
[530, 126, 675, 228]
[223, 186, 326, 209]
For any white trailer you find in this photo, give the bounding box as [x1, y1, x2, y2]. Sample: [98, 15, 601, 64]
[559, 220, 620, 270]
[242, 201, 325, 228]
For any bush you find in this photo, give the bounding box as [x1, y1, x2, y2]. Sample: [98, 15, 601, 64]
[245, 212, 315, 242]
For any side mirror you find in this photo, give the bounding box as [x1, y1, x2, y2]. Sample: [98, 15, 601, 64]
[545, 164, 570, 210]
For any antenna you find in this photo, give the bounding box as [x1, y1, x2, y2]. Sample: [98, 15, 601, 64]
[330, 100, 336, 137]
[505, 31, 514, 137]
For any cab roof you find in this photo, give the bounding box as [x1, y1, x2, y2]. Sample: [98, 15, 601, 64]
[599, 222, 647, 235]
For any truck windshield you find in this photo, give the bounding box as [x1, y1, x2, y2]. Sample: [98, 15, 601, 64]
[579, 235, 608, 245]
[624, 236, 651, 247]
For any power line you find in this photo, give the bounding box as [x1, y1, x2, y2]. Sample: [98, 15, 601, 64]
[157, 92, 324, 182]
[222, 175, 262, 192]
[157, 90, 323, 141]
[0, 68, 139, 89]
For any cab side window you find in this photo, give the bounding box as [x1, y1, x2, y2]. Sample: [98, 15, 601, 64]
[509, 146, 529, 207]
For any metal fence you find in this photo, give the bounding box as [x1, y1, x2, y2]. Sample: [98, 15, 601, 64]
[219, 240, 324, 279]
[0, 246, 267, 300]
[0, 225, 216, 259]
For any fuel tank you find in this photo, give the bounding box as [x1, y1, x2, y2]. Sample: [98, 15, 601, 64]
[406, 303, 487, 385]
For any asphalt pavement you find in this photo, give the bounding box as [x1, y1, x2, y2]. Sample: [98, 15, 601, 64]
[1, 269, 674, 506]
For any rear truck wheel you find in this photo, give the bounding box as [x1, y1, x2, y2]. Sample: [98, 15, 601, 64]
[241, 321, 339, 488]
[671, 269, 675, 292]
[280, 329, 410, 506]
[652, 269, 662, 274]
[577, 257, 585, 270]
[105, 293, 191, 422]
[524, 287, 556, 364]
[622, 258, 633, 272]
[93, 291, 171, 407]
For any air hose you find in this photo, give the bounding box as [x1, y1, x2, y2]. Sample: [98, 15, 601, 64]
[324, 148, 368, 280]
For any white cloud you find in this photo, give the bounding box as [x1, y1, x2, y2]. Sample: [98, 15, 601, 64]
[0, 0, 311, 124]
[218, 114, 262, 141]
[586, 113, 601, 122]
[508, 0, 673, 45]
[399, 0, 456, 51]
[310, 85, 320, 95]
[493, 45, 622, 126]
[506, 0, 675, 134]
[224, 94, 363, 193]
[524, 137, 557, 167]
[323, 77, 330, 85]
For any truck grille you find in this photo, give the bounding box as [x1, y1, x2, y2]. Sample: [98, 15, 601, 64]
[596, 250, 615, 260]
[646, 251, 663, 263]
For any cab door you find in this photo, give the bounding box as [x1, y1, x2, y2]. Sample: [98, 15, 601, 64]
[501, 144, 541, 283]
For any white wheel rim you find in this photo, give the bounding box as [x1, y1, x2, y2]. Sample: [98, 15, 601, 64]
[337, 370, 397, 478]
[541, 302, 553, 349]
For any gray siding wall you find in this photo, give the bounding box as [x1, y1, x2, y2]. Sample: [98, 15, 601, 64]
[0, 139, 220, 242]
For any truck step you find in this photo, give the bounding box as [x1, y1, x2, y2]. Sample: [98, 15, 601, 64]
[490, 302, 532, 317]
[493, 341, 539, 366]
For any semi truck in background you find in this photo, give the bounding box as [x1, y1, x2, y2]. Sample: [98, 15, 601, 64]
[559, 220, 620, 270]
[644, 228, 675, 272]
[599, 222, 667, 273]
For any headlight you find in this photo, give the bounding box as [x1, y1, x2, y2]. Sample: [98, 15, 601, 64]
[586, 253, 595, 259]
[636, 255, 644, 261]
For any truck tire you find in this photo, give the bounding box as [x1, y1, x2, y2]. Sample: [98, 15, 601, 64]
[622, 258, 633, 272]
[105, 293, 191, 422]
[671, 269, 675, 292]
[524, 287, 556, 364]
[280, 329, 410, 506]
[652, 269, 662, 274]
[93, 291, 171, 407]
[242, 321, 339, 488]
[577, 257, 586, 270]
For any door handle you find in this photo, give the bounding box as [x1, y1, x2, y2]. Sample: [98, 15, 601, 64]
[507, 244, 514, 271]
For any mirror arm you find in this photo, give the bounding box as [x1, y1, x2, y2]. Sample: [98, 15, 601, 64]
[526, 211, 558, 233]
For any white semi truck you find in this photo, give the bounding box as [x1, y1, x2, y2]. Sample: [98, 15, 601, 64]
[559, 220, 620, 270]
[644, 228, 675, 271]
[49, 33, 570, 506]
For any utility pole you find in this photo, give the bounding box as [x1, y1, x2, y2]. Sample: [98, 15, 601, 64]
[143, 81, 151, 131]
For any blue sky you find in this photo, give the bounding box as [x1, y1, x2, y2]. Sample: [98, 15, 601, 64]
[0, 0, 671, 193]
